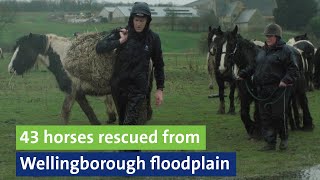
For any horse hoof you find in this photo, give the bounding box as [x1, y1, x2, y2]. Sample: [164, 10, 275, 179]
[208, 94, 219, 98]
[106, 113, 117, 124]
[91, 121, 101, 125]
[217, 111, 225, 114]
[106, 119, 116, 124]
[209, 85, 214, 89]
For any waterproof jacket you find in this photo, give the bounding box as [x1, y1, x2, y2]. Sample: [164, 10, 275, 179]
[96, 27, 165, 92]
[239, 39, 299, 86]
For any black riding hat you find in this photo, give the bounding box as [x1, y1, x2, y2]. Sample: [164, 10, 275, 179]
[131, 2, 151, 17]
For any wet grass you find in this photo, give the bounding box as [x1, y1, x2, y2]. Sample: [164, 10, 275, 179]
[0, 12, 202, 53]
[0, 52, 319, 179]
[0, 11, 319, 180]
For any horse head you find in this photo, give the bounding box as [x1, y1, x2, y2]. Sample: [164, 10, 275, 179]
[214, 25, 238, 74]
[208, 26, 224, 56]
[9, 33, 71, 75]
[287, 33, 309, 46]
[8, 33, 48, 75]
[222, 26, 260, 78]
[294, 33, 309, 41]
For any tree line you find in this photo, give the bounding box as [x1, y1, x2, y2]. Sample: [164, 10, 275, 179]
[274, 0, 320, 38]
[0, 0, 113, 12]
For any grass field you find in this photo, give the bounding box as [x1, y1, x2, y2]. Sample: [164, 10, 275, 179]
[0, 12, 319, 180]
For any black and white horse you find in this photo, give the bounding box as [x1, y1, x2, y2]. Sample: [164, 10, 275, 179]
[213, 26, 261, 137]
[287, 33, 309, 45]
[224, 26, 314, 133]
[207, 26, 217, 91]
[287, 35, 316, 91]
[208, 26, 236, 114]
[8, 33, 117, 125]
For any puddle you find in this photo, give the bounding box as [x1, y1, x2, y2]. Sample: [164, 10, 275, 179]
[300, 164, 320, 180]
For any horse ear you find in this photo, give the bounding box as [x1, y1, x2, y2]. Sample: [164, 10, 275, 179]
[29, 33, 33, 38]
[209, 26, 212, 32]
[304, 33, 307, 37]
[217, 26, 223, 35]
[232, 25, 238, 36]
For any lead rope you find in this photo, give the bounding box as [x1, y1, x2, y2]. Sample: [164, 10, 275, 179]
[283, 87, 287, 140]
[245, 80, 280, 101]
[244, 80, 287, 109]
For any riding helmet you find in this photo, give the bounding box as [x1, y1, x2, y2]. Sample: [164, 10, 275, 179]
[264, 23, 282, 38]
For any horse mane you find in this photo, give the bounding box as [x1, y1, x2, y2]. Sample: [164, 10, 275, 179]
[233, 34, 259, 69]
[236, 34, 259, 53]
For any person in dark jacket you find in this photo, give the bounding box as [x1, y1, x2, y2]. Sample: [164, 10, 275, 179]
[96, 2, 165, 125]
[238, 23, 299, 151]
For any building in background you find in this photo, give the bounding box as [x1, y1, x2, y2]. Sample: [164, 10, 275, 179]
[101, 6, 199, 23]
[184, 0, 277, 31]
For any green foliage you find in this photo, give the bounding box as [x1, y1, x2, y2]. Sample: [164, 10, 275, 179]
[0, 12, 204, 53]
[274, 0, 318, 30]
[0, 0, 105, 12]
[309, 16, 320, 38]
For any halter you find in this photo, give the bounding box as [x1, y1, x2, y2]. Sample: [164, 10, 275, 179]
[221, 43, 238, 57]
[229, 43, 238, 57]
[209, 49, 215, 56]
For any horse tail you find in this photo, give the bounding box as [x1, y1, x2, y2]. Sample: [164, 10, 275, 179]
[313, 48, 320, 89]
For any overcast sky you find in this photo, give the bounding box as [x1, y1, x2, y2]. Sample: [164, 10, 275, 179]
[100, 0, 195, 5]
[11, 0, 196, 6]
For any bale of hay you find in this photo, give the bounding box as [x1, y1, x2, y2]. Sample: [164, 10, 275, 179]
[63, 31, 116, 90]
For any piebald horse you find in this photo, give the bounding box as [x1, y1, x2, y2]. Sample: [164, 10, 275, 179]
[208, 26, 236, 115]
[8, 33, 117, 125]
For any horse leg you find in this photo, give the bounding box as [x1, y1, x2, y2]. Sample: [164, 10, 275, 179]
[61, 94, 75, 125]
[216, 77, 225, 114]
[287, 95, 297, 130]
[307, 72, 313, 91]
[104, 95, 117, 124]
[75, 91, 101, 125]
[308, 58, 314, 91]
[291, 96, 301, 130]
[207, 54, 215, 89]
[33, 60, 39, 71]
[298, 91, 314, 130]
[227, 81, 236, 115]
[240, 98, 255, 136]
[237, 82, 256, 136]
[287, 97, 294, 130]
[314, 55, 320, 89]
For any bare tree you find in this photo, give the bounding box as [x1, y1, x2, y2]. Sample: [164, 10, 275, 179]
[165, 7, 177, 31]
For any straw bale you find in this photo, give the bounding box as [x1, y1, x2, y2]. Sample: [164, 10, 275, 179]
[63, 31, 116, 90]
